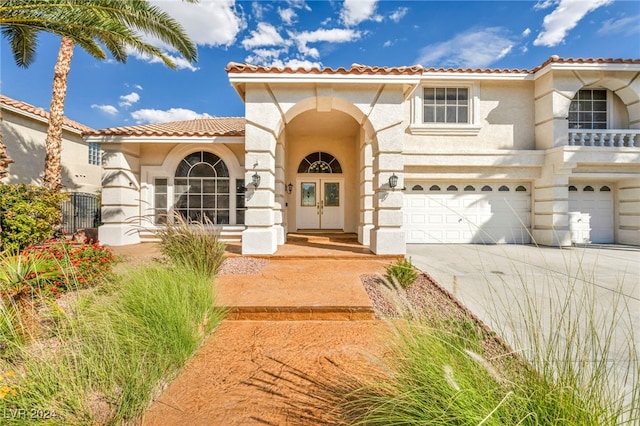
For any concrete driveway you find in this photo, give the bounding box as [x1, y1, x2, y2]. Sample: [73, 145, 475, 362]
[407, 244, 640, 404]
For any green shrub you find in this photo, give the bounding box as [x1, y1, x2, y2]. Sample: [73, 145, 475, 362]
[385, 257, 418, 289]
[156, 214, 226, 278]
[0, 265, 226, 424]
[0, 184, 69, 252]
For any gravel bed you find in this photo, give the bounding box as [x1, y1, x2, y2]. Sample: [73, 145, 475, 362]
[218, 257, 269, 275]
[361, 272, 516, 365]
[361, 273, 470, 323]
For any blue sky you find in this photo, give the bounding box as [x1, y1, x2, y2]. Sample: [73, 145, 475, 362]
[1, 0, 639, 130]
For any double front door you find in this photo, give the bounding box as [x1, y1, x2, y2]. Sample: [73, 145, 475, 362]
[296, 178, 344, 230]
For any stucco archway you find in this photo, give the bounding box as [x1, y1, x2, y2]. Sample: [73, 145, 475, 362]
[241, 85, 407, 255]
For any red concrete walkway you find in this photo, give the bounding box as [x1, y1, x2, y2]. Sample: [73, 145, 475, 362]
[113, 233, 399, 425]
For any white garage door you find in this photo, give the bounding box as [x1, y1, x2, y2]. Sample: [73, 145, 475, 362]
[403, 183, 531, 244]
[569, 185, 614, 244]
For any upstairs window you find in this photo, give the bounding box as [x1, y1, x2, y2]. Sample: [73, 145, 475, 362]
[88, 142, 101, 165]
[569, 90, 607, 130]
[423, 88, 469, 124]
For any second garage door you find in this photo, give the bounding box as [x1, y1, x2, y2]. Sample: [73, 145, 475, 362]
[404, 183, 531, 244]
[568, 184, 614, 244]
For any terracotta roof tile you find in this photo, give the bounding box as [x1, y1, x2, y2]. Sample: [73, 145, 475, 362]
[86, 117, 246, 137]
[226, 62, 425, 75]
[0, 94, 94, 133]
[532, 56, 640, 72]
[227, 57, 640, 75]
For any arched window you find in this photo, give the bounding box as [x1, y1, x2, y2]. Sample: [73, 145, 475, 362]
[584, 185, 594, 192]
[600, 186, 611, 192]
[568, 185, 578, 191]
[174, 151, 230, 224]
[429, 185, 441, 191]
[412, 184, 424, 191]
[498, 185, 510, 192]
[297, 152, 342, 174]
[447, 185, 458, 191]
[464, 185, 475, 191]
[481, 185, 492, 191]
[516, 185, 527, 192]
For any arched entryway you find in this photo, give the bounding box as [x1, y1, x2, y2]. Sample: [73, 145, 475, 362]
[283, 110, 361, 234]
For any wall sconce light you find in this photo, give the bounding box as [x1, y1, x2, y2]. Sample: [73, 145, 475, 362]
[287, 182, 293, 194]
[251, 172, 261, 188]
[388, 173, 398, 190]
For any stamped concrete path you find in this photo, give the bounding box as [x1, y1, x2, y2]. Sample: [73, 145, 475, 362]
[119, 233, 399, 426]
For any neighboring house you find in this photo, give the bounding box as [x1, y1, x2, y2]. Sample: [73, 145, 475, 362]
[86, 56, 640, 254]
[0, 95, 101, 193]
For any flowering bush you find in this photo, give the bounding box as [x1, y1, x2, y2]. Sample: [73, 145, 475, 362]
[19, 239, 116, 297]
[0, 184, 69, 251]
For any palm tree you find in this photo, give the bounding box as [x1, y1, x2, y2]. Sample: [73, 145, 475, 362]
[1, 0, 198, 191]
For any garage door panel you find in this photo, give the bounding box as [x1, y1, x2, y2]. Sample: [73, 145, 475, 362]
[410, 213, 426, 224]
[404, 186, 531, 244]
[569, 187, 614, 244]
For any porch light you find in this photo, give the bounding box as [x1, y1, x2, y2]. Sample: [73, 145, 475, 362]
[389, 173, 398, 189]
[251, 172, 261, 188]
[287, 182, 293, 194]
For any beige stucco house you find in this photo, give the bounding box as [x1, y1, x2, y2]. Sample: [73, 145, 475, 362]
[87, 56, 640, 254]
[1, 95, 101, 193]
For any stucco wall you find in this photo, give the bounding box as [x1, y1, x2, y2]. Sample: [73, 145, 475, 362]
[138, 142, 245, 169]
[1, 109, 101, 192]
[404, 80, 535, 152]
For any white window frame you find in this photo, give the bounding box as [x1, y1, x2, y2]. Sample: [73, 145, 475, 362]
[140, 143, 244, 227]
[409, 81, 481, 135]
[568, 89, 609, 130]
[88, 142, 102, 165]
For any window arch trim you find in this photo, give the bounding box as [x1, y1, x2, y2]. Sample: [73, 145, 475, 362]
[297, 152, 342, 174]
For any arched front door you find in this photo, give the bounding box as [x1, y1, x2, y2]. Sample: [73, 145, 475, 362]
[295, 152, 344, 230]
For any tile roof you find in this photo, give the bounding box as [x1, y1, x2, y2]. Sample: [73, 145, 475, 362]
[534, 56, 640, 71]
[227, 57, 640, 75]
[226, 62, 426, 75]
[0, 94, 94, 133]
[85, 117, 246, 137]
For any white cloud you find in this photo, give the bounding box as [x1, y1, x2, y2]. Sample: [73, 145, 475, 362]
[389, 7, 408, 23]
[118, 92, 140, 108]
[534, 0, 558, 10]
[242, 22, 286, 49]
[245, 48, 290, 65]
[128, 49, 200, 71]
[91, 104, 118, 116]
[129, 1, 244, 71]
[534, 0, 613, 47]
[383, 40, 393, 48]
[279, 8, 297, 25]
[134, 84, 143, 91]
[597, 15, 640, 36]
[341, 0, 381, 26]
[251, 1, 266, 20]
[416, 27, 515, 68]
[150, 0, 244, 48]
[290, 28, 362, 58]
[131, 108, 212, 124]
[286, 0, 311, 11]
[282, 58, 322, 70]
[522, 28, 531, 37]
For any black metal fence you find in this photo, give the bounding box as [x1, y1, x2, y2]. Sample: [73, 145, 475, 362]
[61, 192, 101, 234]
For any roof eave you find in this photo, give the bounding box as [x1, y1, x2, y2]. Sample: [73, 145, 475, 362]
[534, 61, 640, 79]
[84, 135, 245, 144]
[1, 104, 91, 135]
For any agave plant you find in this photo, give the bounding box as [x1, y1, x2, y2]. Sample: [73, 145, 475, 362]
[0, 251, 62, 340]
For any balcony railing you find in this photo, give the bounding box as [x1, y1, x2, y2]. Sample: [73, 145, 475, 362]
[568, 130, 639, 147]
